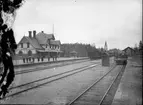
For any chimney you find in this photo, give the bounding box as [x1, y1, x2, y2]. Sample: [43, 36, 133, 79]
[33, 30, 36, 38]
[28, 31, 32, 38]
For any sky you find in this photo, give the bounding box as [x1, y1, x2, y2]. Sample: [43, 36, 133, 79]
[13, 0, 142, 50]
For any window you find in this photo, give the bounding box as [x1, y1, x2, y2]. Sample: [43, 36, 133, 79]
[27, 43, 30, 48]
[19, 51, 23, 56]
[28, 50, 32, 56]
[21, 43, 23, 48]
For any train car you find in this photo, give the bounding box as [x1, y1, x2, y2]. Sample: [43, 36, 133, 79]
[115, 54, 128, 65]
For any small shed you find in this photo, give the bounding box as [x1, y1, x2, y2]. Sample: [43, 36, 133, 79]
[102, 52, 110, 66]
[70, 51, 78, 57]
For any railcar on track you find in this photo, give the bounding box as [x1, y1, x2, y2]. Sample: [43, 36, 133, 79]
[115, 54, 128, 65]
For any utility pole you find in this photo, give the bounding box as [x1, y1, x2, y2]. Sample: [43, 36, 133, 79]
[52, 24, 54, 35]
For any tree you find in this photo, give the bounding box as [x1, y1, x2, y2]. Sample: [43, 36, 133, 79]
[139, 40, 143, 54]
[134, 43, 138, 53]
[0, 0, 24, 29]
[0, 0, 24, 59]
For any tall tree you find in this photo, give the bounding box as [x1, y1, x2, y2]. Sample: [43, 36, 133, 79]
[139, 40, 143, 54]
[0, 0, 25, 65]
[0, 0, 24, 30]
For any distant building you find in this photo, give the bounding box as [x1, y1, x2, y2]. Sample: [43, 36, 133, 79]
[123, 47, 134, 56]
[108, 48, 122, 57]
[15, 30, 61, 62]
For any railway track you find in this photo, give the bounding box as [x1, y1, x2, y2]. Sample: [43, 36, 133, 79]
[67, 65, 126, 105]
[0, 63, 101, 100]
[98, 65, 126, 105]
[15, 59, 91, 75]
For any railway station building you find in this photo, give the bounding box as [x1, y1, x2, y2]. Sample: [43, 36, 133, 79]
[15, 30, 61, 63]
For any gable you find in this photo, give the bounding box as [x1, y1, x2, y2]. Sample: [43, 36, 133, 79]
[18, 36, 29, 45]
[126, 48, 130, 52]
[123, 47, 134, 52]
[26, 37, 43, 50]
[17, 36, 43, 50]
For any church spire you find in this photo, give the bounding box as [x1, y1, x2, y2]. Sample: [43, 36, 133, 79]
[104, 41, 108, 51]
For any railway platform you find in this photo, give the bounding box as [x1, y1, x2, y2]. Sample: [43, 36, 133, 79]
[111, 56, 142, 105]
[13, 57, 88, 67]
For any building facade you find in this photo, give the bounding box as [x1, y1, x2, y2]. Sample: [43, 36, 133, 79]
[15, 30, 61, 63]
[122, 47, 134, 56]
